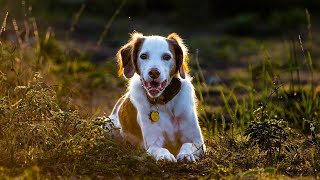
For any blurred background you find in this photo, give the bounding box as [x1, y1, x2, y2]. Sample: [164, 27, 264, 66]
[1, 0, 320, 61]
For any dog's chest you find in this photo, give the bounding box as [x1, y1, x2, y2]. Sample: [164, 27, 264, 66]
[172, 116, 181, 128]
[156, 106, 181, 133]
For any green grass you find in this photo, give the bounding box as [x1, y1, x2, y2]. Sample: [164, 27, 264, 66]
[0, 9, 320, 179]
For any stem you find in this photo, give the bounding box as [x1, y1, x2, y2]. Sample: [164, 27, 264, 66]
[293, 37, 301, 91]
[97, 0, 127, 45]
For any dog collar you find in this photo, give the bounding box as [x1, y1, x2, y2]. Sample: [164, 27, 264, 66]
[144, 78, 181, 105]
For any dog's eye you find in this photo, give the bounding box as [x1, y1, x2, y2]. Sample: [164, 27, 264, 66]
[140, 53, 148, 60]
[162, 54, 171, 61]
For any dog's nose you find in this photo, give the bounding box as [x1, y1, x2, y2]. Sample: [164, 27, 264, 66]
[148, 68, 160, 79]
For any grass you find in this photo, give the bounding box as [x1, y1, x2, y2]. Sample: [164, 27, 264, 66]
[0, 8, 320, 179]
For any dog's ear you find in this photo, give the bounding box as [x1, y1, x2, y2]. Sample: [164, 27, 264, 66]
[117, 43, 134, 79]
[117, 32, 144, 79]
[167, 33, 189, 79]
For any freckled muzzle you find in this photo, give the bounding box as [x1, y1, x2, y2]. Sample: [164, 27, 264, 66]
[143, 79, 167, 97]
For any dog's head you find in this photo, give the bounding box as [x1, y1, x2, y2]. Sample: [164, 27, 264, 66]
[117, 32, 188, 98]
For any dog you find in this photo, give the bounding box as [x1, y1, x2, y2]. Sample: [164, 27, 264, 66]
[108, 32, 205, 162]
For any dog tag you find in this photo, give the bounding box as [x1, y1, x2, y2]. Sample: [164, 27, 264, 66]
[150, 111, 160, 122]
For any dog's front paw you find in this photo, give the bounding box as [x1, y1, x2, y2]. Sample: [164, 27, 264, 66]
[148, 147, 177, 162]
[156, 152, 177, 162]
[176, 143, 202, 163]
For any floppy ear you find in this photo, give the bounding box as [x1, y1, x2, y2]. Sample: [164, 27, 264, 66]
[167, 33, 189, 79]
[117, 32, 144, 79]
[117, 43, 134, 78]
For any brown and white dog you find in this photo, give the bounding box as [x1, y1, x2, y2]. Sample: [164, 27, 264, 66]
[108, 32, 205, 162]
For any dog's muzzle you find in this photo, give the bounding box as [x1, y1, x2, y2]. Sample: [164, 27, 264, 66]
[142, 79, 167, 97]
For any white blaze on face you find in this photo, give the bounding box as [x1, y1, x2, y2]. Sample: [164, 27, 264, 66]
[137, 36, 175, 97]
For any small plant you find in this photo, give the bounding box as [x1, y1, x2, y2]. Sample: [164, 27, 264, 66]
[244, 77, 292, 165]
[244, 117, 291, 164]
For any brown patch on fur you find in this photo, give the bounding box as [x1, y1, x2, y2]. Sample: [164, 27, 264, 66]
[117, 32, 144, 78]
[118, 97, 143, 146]
[167, 40, 178, 76]
[167, 33, 189, 78]
[163, 132, 182, 156]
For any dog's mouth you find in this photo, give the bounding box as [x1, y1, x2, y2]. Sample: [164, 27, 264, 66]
[143, 80, 167, 97]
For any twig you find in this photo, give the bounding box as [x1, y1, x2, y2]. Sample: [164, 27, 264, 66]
[260, 76, 283, 121]
[97, 0, 127, 46]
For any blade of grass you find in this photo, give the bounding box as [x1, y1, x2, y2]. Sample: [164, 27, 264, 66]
[0, 12, 8, 37]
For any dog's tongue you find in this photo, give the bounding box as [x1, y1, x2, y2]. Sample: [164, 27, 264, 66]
[144, 80, 167, 96]
[150, 81, 159, 88]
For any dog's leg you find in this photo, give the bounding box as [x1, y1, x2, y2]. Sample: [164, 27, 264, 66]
[138, 115, 177, 162]
[106, 114, 122, 139]
[144, 130, 177, 162]
[175, 104, 206, 162]
[106, 95, 127, 138]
